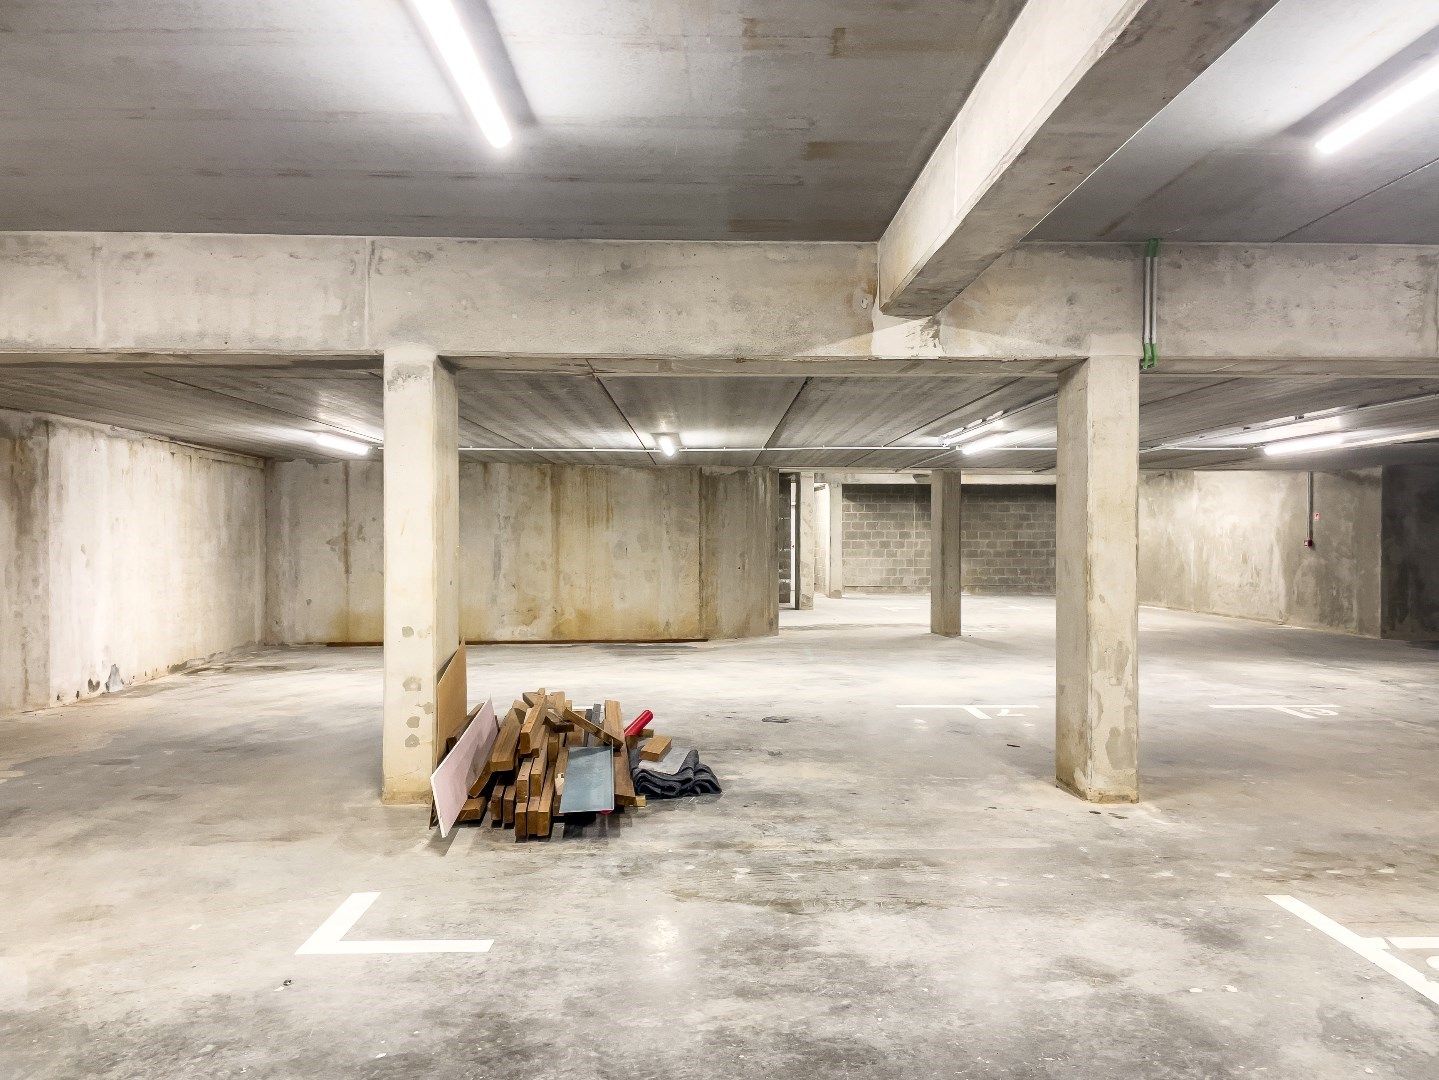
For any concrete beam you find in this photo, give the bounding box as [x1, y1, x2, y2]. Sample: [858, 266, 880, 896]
[2, 234, 1437, 378]
[1055, 354, 1139, 803]
[930, 471, 962, 636]
[381, 344, 461, 805]
[877, 0, 1281, 317]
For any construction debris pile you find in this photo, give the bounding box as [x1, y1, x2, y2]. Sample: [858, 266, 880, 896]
[433, 689, 721, 841]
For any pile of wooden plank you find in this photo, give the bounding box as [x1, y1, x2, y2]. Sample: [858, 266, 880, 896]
[450, 689, 658, 840]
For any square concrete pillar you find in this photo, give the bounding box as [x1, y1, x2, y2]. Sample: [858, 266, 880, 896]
[815, 482, 831, 596]
[381, 344, 461, 804]
[796, 470, 816, 610]
[930, 470, 962, 636]
[827, 480, 845, 598]
[1055, 354, 1139, 803]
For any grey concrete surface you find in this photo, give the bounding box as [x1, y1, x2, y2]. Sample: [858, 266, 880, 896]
[1140, 469, 1384, 638]
[0, 410, 265, 716]
[1032, 0, 1439, 245]
[930, 470, 962, 636]
[3, 594, 1438, 1078]
[877, 0, 1280, 315]
[6, 234, 1439, 390]
[1382, 465, 1439, 641]
[380, 345, 460, 805]
[0, 1, 1025, 241]
[266, 460, 776, 645]
[1056, 355, 1139, 802]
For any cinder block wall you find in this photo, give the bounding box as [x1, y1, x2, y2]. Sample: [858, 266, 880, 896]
[961, 486, 1057, 594]
[841, 484, 1056, 594]
[843, 486, 931, 591]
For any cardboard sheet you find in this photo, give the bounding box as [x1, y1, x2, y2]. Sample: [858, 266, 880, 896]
[430, 698, 497, 838]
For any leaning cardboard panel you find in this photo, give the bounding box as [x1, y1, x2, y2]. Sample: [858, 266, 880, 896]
[434, 641, 468, 769]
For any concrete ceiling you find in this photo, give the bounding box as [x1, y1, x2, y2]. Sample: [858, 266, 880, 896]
[0, 0, 1023, 241]
[1032, 0, 1439, 244]
[3, 367, 1438, 473]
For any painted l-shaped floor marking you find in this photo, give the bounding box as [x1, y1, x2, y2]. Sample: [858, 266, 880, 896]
[296, 892, 493, 955]
[1268, 894, 1439, 1006]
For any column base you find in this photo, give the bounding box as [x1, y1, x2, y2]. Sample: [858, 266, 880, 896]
[1055, 777, 1139, 804]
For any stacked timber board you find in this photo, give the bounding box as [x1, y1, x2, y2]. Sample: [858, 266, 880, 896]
[452, 690, 650, 841]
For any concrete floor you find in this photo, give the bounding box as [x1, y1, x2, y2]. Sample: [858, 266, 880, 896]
[2, 594, 1437, 1078]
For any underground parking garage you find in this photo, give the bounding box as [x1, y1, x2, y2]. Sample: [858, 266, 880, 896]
[3, 1, 1439, 1077]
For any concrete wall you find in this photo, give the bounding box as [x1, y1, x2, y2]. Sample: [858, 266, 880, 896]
[701, 468, 780, 640]
[1, 411, 265, 716]
[265, 460, 776, 644]
[264, 459, 384, 645]
[1380, 465, 1439, 641]
[1138, 470, 1383, 636]
[842, 483, 1058, 594]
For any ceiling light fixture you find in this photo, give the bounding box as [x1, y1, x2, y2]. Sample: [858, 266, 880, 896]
[1263, 433, 1347, 457]
[408, 0, 512, 149]
[961, 431, 1024, 456]
[1316, 56, 1439, 155]
[310, 432, 374, 457]
[653, 433, 681, 458]
[940, 411, 1006, 446]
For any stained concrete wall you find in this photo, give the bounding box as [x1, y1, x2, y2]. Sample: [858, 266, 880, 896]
[1138, 470, 1383, 636]
[265, 460, 776, 644]
[701, 468, 780, 641]
[264, 460, 384, 645]
[1380, 465, 1439, 641]
[1, 411, 265, 715]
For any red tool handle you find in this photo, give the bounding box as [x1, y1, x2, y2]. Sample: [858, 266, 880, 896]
[624, 709, 654, 738]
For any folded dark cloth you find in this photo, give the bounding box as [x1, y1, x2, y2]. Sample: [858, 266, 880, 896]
[630, 746, 721, 798]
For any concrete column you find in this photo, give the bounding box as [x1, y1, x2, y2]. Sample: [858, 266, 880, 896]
[930, 471, 962, 636]
[796, 470, 816, 610]
[381, 344, 461, 804]
[815, 482, 831, 596]
[1055, 354, 1139, 803]
[827, 480, 845, 598]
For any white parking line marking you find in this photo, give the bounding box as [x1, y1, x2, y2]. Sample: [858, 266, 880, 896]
[1267, 895, 1439, 1006]
[1388, 937, 1439, 950]
[296, 892, 494, 956]
[1213, 704, 1338, 718]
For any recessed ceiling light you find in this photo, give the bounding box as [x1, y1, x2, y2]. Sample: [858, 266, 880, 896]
[1316, 56, 1439, 155]
[408, 0, 512, 150]
[310, 432, 374, 457]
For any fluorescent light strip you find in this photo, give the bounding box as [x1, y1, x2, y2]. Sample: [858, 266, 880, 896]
[1263, 433, 1347, 457]
[1317, 56, 1439, 155]
[941, 412, 1005, 446]
[310, 432, 374, 457]
[409, 0, 512, 149]
[961, 431, 1027, 456]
